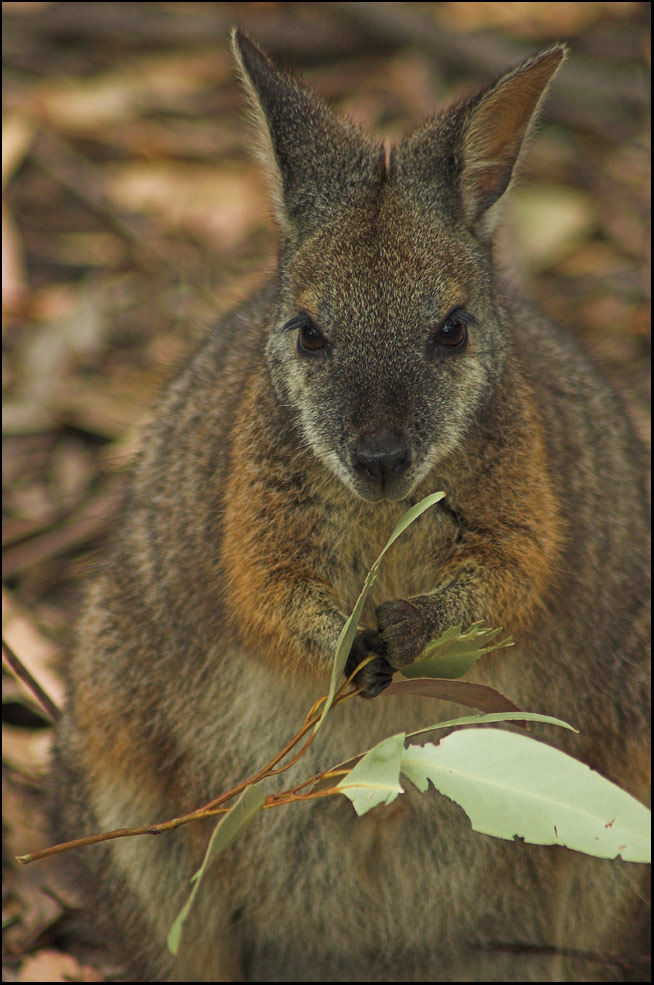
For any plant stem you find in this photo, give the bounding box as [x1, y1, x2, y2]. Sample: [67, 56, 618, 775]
[17, 685, 361, 865]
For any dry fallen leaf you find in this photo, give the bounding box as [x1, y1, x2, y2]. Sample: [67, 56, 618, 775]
[105, 162, 267, 249]
[437, 1, 640, 37]
[2, 203, 27, 312]
[2, 114, 35, 189]
[510, 183, 597, 273]
[17, 950, 104, 983]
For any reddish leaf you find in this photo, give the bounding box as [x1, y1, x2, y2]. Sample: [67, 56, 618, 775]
[384, 676, 523, 717]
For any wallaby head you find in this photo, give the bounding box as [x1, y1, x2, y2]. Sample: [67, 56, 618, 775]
[232, 31, 566, 502]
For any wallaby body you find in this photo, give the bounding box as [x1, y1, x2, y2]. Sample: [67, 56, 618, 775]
[52, 34, 650, 982]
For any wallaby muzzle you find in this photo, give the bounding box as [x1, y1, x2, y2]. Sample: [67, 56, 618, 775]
[351, 427, 411, 496]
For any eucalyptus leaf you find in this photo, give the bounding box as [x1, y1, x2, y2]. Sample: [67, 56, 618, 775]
[167, 783, 266, 955]
[314, 710, 573, 794]
[400, 729, 650, 862]
[336, 732, 405, 816]
[315, 491, 445, 732]
[402, 621, 513, 680]
[383, 677, 523, 715]
[406, 710, 576, 740]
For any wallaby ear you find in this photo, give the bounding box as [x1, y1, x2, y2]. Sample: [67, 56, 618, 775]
[230, 29, 384, 239]
[395, 45, 567, 237]
[459, 46, 566, 229]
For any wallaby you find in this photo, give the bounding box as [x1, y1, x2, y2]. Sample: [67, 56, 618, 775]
[52, 31, 650, 983]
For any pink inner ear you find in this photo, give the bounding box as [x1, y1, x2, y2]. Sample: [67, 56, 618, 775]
[466, 163, 513, 198]
[461, 50, 565, 224]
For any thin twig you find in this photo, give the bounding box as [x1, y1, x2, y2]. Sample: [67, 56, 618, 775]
[2, 639, 61, 723]
[477, 940, 651, 971]
[16, 805, 231, 865]
[16, 685, 361, 865]
[197, 685, 359, 811]
[1, 483, 125, 579]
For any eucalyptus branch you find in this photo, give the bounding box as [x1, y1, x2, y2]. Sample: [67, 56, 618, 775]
[16, 682, 361, 866]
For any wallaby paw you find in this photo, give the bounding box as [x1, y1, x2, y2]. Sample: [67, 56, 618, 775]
[376, 597, 429, 669]
[345, 628, 394, 698]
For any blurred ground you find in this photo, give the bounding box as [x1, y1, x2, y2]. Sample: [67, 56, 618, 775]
[1, 2, 650, 981]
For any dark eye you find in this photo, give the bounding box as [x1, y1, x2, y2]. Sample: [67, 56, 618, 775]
[296, 313, 327, 354]
[432, 309, 470, 350]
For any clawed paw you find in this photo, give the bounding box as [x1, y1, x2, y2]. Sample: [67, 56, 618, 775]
[345, 628, 394, 698]
[376, 597, 429, 669]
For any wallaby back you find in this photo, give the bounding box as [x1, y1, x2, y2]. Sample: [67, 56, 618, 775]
[52, 32, 650, 983]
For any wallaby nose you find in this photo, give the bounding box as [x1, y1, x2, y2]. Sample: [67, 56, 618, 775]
[353, 429, 410, 487]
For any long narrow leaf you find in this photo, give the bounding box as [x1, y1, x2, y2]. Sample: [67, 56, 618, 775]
[167, 783, 265, 955]
[383, 676, 523, 715]
[314, 491, 444, 732]
[406, 711, 575, 740]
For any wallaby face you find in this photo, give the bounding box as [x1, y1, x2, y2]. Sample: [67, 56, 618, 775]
[265, 197, 508, 501]
[237, 36, 563, 501]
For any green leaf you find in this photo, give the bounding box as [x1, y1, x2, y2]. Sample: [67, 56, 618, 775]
[400, 728, 650, 863]
[166, 883, 199, 958]
[336, 732, 405, 816]
[406, 711, 576, 740]
[313, 711, 573, 794]
[401, 620, 513, 680]
[167, 783, 266, 955]
[314, 490, 445, 732]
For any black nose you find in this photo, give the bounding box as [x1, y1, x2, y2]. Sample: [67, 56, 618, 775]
[353, 429, 410, 487]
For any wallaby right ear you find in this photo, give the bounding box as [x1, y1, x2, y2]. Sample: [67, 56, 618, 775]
[230, 29, 384, 239]
[394, 45, 566, 238]
[458, 46, 566, 231]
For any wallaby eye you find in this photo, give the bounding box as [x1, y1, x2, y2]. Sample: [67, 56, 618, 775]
[432, 309, 471, 351]
[295, 313, 327, 354]
[282, 311, 327, 354]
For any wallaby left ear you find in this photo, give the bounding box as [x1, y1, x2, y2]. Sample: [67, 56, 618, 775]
[395, 45, 567, 237]
[231, 29, 385, 240]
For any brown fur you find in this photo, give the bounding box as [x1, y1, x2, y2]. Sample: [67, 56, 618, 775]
[51, 33, 650, 982]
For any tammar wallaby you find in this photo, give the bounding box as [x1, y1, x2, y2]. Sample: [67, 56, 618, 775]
[52, 30, 650, 983]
